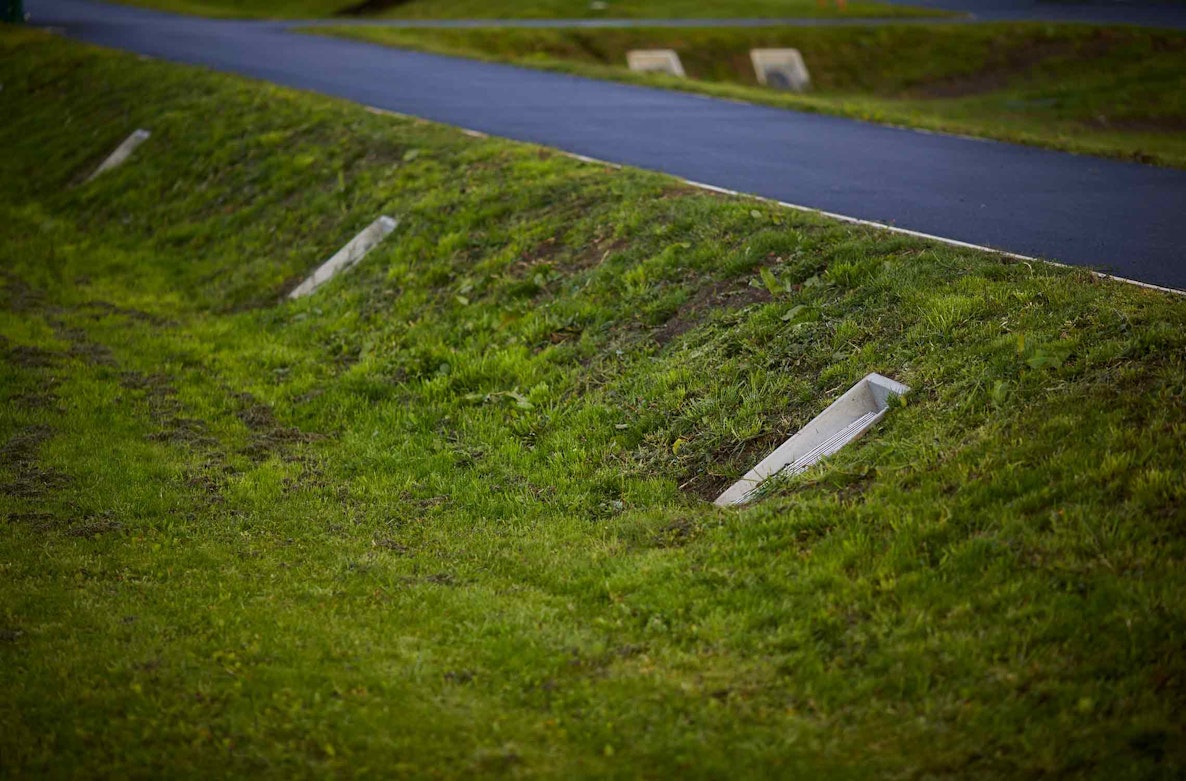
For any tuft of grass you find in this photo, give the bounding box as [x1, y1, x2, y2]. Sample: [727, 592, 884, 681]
[318, 22, 1186, 167]
[3, 27, 1186, 778]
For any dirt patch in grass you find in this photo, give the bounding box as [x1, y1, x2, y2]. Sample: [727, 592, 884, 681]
[183, 458, 234, 506]
[234, 393, 325, 459]
[122, 370, 223, 452]
[50, 319, 117, 367]
[0, 425, 71, 500]
[373, 537, 410, 554]
[512, 236, 565, 274]
[1, 426, 55, 467]
[651, 276, 771, 348]
[119, 370, 175, 395]
[678, 421, 801, 503]
[2, 510, 59, 531]
[145, 417, 219, 448]
[121, 371, 184, 422]
[4, 344, 61, 369]
[679, 468, 733, 504]
[567, 235, 630, 275]
[78, 300, 174, 328]
[0, 270, 46, 314]
[8, 382, 63, 411]
[658, 185, 706, 200]
[66, 515, 125, 538]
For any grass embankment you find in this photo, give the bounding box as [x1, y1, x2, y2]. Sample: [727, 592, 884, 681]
[322, 23, 1186, 167]
[343, 0, 943, 20]
[106, 0, 944, 22]
[3, 28, 1186, 778]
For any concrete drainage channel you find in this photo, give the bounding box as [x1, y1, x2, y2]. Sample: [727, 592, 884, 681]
[715, 373, 910, 507]
[85, 128, 150, 183]
[288, 215, 399, 299]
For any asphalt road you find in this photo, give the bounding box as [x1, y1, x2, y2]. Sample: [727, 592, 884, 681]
[879, 0, 1186, 29]
[25, 0, 1186, 290]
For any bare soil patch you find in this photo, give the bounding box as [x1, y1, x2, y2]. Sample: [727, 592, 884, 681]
[0, 425, 72, 500]
[651, 276, 771, 348]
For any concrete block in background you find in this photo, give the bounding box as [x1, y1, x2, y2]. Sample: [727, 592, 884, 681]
[751, 49, 811, 92]
[627, 50, 686, 78]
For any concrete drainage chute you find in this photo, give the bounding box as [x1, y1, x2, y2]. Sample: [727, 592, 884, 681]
[714, 372, 910, 507]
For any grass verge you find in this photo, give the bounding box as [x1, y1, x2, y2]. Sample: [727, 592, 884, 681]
[3, 27, 1186, 778]
[318, 22, 1186, 167]
[102, 0, 945, 22]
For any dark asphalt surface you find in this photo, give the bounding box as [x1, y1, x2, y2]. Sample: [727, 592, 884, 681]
[880, 0, 1186, 29]
[25, 0, 1186, 290]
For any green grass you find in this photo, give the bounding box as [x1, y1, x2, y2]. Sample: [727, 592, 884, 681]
[354, 0, 943, 20]
[105, 0, 945, 22]
[319, 22, 1186, 167]
[4, 27, 1186, 778]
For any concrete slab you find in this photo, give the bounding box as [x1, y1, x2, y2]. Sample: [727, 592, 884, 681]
[750, 49, 810, 91]
[288, 215, 398, 299]
[85, 129, 150, 182]
[714, 372, 909, 507]
[626, 49, 686, 78]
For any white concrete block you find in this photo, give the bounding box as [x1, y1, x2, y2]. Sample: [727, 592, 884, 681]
[714, 372, 909, 507]
[750, 49, 811, 92]
[288, 215, 398, 299]
[85, 129, 151, 182]
[627, 50, 686, 78]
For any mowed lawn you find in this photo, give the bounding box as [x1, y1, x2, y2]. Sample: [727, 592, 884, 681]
[321, 22, 1186, 167]
[2, 28, 1186, 778]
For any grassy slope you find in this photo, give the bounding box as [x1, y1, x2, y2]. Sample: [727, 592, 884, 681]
[358, 0, 943, 20]
[104, 0, 943, 21]
[320, 23, 1186, 167]
[3, 28, 1186, 778]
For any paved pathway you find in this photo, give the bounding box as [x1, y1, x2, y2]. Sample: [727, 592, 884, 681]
[25, 0, 1186, 290]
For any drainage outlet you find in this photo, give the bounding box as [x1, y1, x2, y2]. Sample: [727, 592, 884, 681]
[714, 372, 910, 507]
[626, 50, 686, 78]
[750, 49, 811, 92]
[289, 215, 398, 299]
[86, 129, 151, 183]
